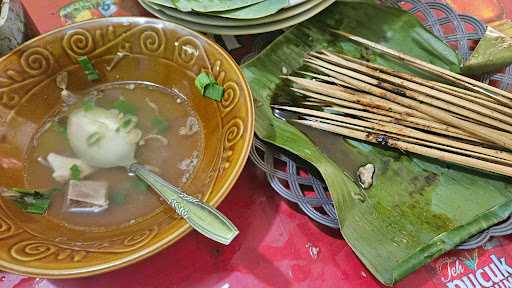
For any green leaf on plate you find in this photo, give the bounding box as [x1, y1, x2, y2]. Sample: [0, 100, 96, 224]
[463, 20, 512, 75]
[149, 0, 264, 12]
[208, 0, 288, 19]
[242, 1, 512, 285]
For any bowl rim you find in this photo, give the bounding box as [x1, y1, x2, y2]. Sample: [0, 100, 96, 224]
[0, 16, 255, 278]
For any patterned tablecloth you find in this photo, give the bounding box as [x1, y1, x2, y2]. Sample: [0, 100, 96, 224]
[1, 1, 512, 287]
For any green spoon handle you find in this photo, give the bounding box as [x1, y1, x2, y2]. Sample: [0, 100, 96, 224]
[129, 164, 239, 245]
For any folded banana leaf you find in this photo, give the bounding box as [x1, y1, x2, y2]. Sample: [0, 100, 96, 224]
[463, 20, 512, 75]
[241, 1, 512, 285]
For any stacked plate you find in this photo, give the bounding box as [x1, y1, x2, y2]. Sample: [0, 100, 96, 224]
[138, 0, 336, 35]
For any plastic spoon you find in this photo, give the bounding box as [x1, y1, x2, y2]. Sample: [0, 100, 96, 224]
[66, 106, 239, 245]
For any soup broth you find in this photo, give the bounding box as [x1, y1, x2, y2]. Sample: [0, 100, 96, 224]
[25, 82, 204, 229]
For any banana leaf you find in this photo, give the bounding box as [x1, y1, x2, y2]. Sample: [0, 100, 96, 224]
[241, 1, 512, 285]
[463, 20, 512, 75]
[208, 0, 288, 19]
[149, 0, 264, 12]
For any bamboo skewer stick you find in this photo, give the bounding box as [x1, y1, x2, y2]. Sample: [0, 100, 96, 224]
[294, 88, 474, 138]
[323, 106, 487, 143]
[320, 50, 509, 106]
[430, 83, 512, 115]
[306, 58, 512, 130]
[295, 90, 487, 143]
[287, 78, 435, 121]
[434, 82, 500, 104]
[301, 116, 512, 166]
[289, 78, 508, 141]
[293, 63, 512, 148]
[290, 75, 512, 147]
[302, 62, 491, 125]
[302, 100, 327, 106]
[295, 72, 482, 126]
[276, 105, 512, 163]
[311, 51, 512, 118]
[294, 119, 512, 177]
[303, 57, 508, 129]
[311, 62, 512, 133]
[298, 71, 360, 91]
[332, 30, 512, 104]
[287, 85, 487, 142]
[321, 51, 511, 111]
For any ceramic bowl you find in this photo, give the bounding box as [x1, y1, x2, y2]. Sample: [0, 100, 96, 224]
[0, 17, 253, 277]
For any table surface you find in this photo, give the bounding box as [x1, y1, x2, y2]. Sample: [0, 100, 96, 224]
[2, 1, 512, 287]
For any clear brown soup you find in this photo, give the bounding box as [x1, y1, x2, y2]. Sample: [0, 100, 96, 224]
[25, 82, 204, 230]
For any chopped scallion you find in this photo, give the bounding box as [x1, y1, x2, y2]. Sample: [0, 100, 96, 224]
[122, 116, 135, 130]
[82, 99, 96, 112]
[70, 164, 81, 181]
[22, 197, 50, 214]
[151, 116, 169, 134]
[3, 188, 53, 215]
[86, 131, 103, 146]
[52, 122, 67, 136]
[12, 188, 37, 194]
[195, 72, 224, 101]
[121, 118, 133, 129]
[113, 98, 137, 115]
[204, 83, 224, 101]
[116, 115, 138, 132]
[77, 56, 100, 81]
[110, 191, 127, 205]
[195, 72, 215, 95]
[131, 178, 148, 192]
